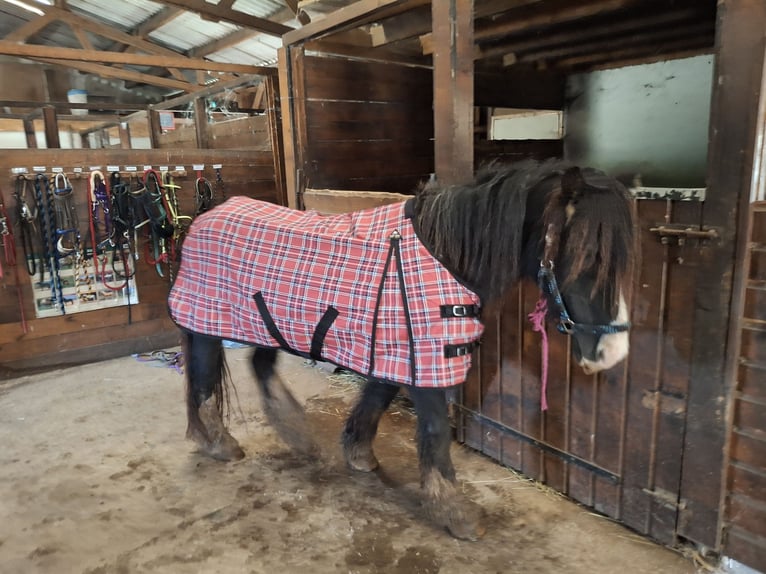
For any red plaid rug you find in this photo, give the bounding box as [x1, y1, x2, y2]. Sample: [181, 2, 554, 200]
[168, 197, 483, 388]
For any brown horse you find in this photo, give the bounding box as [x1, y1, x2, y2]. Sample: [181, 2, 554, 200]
[169, 159, 637, 540]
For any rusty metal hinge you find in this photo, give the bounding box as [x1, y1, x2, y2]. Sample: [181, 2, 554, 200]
[649, 224, 720, 245]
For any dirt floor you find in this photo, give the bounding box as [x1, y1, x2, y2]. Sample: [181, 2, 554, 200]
[0, 348, 702, 574]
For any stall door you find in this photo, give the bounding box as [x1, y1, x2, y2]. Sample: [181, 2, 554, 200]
[458, 192, 718, 547]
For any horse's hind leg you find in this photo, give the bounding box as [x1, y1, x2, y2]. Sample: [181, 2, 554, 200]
[409, 387, 485, 541]
[183, 331, 244, 461]
[342, 381, 400, 471]
[251, 348, 319, 457]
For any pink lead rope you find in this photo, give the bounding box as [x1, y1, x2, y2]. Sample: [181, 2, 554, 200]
[528, 296, 549, 411]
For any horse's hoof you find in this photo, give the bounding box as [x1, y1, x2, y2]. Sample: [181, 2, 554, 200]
[445, 512, 486, 541]
[342, 442, 379, 472]
[207, 435, 246, 462]
[188, 426, 245, 462]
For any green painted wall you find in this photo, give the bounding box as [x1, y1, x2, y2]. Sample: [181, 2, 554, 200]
[565, 55, 714, 187]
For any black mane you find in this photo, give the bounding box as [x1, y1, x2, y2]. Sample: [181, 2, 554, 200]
[411, 159, 635, 304]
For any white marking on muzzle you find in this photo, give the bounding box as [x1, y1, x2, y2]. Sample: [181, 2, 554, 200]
[579, 292, 629, 374]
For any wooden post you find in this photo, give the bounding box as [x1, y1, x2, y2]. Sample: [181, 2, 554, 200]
[118, 121, 132, 149]
[194, 96, 210, 148]
[22, 116, 37, 149]
[42, 105, 60, 148]
[147, 108, 162, 149]
[432, 0, 474, 185]
[678, 0, 766, 552]
[264, 75, 288, 206]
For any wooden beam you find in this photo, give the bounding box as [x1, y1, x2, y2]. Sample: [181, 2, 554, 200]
[278, 46, 298, 209]
[515, 21, 715, 66]
[22, 117, 37, 149]
[474, 0, 642, 41]
[0, 99, 146, 111]
[42, 106, 60, 148]
[478, 6, 705, 59]
[264, 75, 287, 206]
[118, 121, 131, 149]
[156, 0, 293, 36]
[147, 110, 161, 149]
[252, 82, 266, 109]
[0, 41, 275, 74]
[3, 13, 56, 42]
[368, 6, 431, 47]
[135, 7, 183, 37]
[34, 58, 200, 92]
[555, 37, 712, 70]
[432, 0, 474, 185]
[188, 27, 256, 58]
[284, 0, 429, 45]
[71, 26, 93, 50]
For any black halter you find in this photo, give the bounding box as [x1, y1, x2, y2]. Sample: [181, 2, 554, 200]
[537, 262, 630, 336]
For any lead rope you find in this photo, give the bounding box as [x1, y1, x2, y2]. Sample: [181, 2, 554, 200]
[35, 174, 66, 314]
[528, 297, 549, 411]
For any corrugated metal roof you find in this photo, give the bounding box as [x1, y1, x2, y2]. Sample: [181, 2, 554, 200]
[149, 12, 240, 52]
[68, 0, 163, 31]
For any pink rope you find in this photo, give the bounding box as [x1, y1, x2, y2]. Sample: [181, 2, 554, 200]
[528, 296, 549, 411]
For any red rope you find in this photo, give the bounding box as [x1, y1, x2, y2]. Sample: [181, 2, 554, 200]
[528, 296, 549, 411]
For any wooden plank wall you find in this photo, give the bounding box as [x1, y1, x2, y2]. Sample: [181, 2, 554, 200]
[724, 202, 766, 571]
[156, 115, 271, 150]
[300, 54, 434, 194]
[0, 148, 276, 376]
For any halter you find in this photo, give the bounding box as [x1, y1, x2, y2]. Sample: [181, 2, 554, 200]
[537, 261, 630, 336]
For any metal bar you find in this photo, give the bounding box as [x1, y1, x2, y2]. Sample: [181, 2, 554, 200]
[455, 405, 620, 484]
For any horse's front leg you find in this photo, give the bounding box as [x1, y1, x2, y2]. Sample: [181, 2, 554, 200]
[342, 381, 400, 471]
[409, 386, 486, 540]
[183, 331, 245, 461]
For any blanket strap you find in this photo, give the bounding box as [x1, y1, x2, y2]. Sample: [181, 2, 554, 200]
[368, 230, 417, 385]
[252, 291, 296, 353]
[253, 291, 339, 360]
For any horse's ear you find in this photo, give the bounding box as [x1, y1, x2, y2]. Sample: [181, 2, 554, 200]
[561, 166, 585, 201]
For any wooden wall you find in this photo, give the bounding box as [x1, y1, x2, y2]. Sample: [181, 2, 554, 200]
[0, 148, 277, 376]
[296, 53, 434, 195]
[156, 115, 271, 150]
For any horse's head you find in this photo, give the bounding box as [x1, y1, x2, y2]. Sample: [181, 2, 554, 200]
[413, 160, 636, 374]
[534, 165, 636, 374]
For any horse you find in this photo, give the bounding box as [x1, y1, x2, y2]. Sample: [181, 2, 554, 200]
[167, 159, 637, 540]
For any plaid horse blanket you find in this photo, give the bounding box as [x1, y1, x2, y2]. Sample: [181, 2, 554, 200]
[168, 196, 484, 388]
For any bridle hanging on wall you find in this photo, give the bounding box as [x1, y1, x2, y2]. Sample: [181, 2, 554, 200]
[0, 185, 27, 332]
[13, 175, 38, 276]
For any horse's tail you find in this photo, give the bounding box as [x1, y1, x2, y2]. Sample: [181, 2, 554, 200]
[182, 329, 231, 442]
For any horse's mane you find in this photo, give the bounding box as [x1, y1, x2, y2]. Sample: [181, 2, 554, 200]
[543, 165, 636, 298]
[411, 159, 635, 304]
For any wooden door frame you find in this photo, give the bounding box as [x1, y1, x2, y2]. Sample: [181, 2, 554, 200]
[679, 0, 766, 550]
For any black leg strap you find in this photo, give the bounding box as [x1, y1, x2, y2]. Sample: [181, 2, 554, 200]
[310, 306, 339, 360]
[252, 291, 295, 353]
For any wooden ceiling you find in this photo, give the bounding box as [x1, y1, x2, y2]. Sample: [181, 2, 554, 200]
[313, 0, 718, 72]
[0, 0, 718, 102]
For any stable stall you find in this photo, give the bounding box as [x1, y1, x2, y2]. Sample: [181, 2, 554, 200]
[278, 1, 766, 570]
